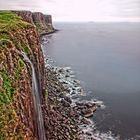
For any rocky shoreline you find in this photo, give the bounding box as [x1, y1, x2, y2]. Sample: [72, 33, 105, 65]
[40, 29, 59, 37]
[44, 61, 97, 139]
[42, 55, 117, 140]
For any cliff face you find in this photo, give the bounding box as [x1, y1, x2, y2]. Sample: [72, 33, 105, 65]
[13, 11, 55, 34]
[44, 15, 54, 31]
[0, 11, 45, 139]
[13, 10, 34, 24]
[32, 12, 48, 34]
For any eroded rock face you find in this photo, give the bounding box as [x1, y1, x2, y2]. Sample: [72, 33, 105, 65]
[12, 10, 34, 24]
[32, 12, 49, 33]
[32, 12, 55, 34]
[0, 11, 45, 139]
[13, 11, 55, 34]
[45, 15, 52, 25]
[33, 12, 47, 27]
[44, 15, 54, 31]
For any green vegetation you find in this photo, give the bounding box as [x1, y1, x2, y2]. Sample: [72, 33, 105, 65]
[0, 70, 18, 139]
[0, 38, 12, 48]
[0, 11, 33, 53]
[34, 22, 53, 34]
[23, 46, 30, 54]
[0, 11, 31, 32]
[45, 89, 48, 103]
[0, 72, 16, 103]
[34, 22, 45, 33]
[15, 58, 26, 80]
[0, 11, 32, 139]
[0, 71, 16, 138]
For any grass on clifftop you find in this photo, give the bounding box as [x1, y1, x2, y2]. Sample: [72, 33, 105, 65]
[0, 11, 31, 54]
[0, 11, 31, 32]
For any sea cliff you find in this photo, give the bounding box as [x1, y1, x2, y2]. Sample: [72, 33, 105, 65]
[0, 11, 46, 139]
[13, 10, 55, 34]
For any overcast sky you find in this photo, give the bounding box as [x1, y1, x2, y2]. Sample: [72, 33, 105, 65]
[0, 0, 140, 22]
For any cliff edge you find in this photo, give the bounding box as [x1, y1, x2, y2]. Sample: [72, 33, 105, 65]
[0, 11, 45, 139]
[13, 10, 55, 35]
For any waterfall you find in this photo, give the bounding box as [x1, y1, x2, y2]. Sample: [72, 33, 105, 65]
[21, 52, 46, 140]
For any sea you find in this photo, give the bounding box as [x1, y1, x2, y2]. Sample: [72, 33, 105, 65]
[42, 22, 140, 140]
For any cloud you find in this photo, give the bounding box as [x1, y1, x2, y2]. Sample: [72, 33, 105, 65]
[0, 0, 139, 21]
[0, 0, 46, 10]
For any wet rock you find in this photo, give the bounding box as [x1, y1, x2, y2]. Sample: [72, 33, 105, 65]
[59, 93, 64, 98]
[82, 107, 96, 118]
[81, 118, 92, 125]
[63, 96, 72, 104]
[56, 89, 61, 93]
[58, 69, 63, 73]
[62, 81, 67, 84]
[85, 132, 92, 136]
[61, 99, 70, 107]
[76, 102, 85, 106]
[85, 102, 96, 108]
[65, 74, 70, 78]
[83, 111, 93, 118]
[72, 88, 76, 90]
[71, 91, 76, 95]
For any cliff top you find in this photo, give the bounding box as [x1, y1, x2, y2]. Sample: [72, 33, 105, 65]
[0, 11, 31, 32]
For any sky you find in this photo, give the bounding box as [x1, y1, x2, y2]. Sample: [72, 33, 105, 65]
[0, 0, 140, 22]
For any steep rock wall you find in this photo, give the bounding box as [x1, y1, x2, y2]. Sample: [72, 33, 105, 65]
[0, 11, 45, 139]
[44, 15, 54, 31]
[45, 15, 52, 25]
[32, 12, 48, 34]
[12, 10, 34, 24]
[13, 11, 55, 34]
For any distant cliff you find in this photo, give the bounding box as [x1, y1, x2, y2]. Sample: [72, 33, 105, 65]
[0, 11, 45, 139]
[13, 11, 55, 34]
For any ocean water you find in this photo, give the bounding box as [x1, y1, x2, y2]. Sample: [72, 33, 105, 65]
[43, 22, 140, 139]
